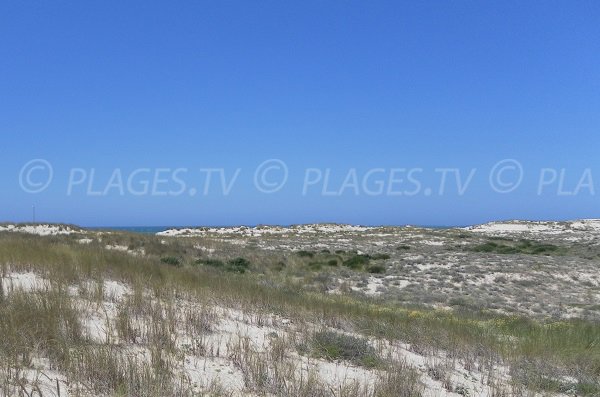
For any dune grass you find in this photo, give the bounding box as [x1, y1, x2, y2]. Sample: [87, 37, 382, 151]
[0, 232, 599, 394]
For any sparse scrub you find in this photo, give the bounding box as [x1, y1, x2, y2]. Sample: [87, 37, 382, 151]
[1, 228, 600, 395]
[296, 250, 315, 258]
[307, 330, 382, 368]
[343, 254, 370, 270]
[227, 257, 251, 273]
[308, 261, 323, 271]
[371, 253, 390, 260]
[472, 239, 564, 255]
[160, 256, 182, 266]
[374, 361, 424, 396]
[195, 258, 225, 268]
[367, 265, 386, 274]
[195, 257, 250, 273]
[182, 305, 217, 336]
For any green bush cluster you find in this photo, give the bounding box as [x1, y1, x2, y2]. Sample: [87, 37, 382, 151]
[297, 250, 390, 273]
[342, 254, 370, 270]
[472, 240, 563, 255]
[195, 257, 251, 273]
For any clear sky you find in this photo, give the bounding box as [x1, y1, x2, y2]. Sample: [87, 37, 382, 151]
[1, 1, 599, 227]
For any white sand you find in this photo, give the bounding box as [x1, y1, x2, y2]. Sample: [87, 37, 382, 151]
[0, 224, 78, 236]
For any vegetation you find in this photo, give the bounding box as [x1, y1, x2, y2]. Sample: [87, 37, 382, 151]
[292, 249, 391, 273]
[371, 253, 390, 260]
[471, 239, 564, 255]
[195, 258, 225, 268]
[343, 254, 370, 270]
[367, 264, 386, 274]
[196, 257, 250, 273]
[160, 256, 181, 266]
[307, 330, 382, 368]
[0, 229, 598, 395]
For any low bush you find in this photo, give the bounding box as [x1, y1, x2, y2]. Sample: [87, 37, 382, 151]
[195, 257, 250, 273]
[195, 258, 225, 268]
[309, 330, 382, 368]
[160, 256, 181, 266]
[226, 257, 251, 273]
[343, 254, 370, 270]
[367, 265, 386, 274]
[371, 253, 391, 260]
[472, 240, 563, 255]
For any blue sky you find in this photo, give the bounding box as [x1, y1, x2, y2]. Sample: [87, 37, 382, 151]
[1, 1, 599, 226]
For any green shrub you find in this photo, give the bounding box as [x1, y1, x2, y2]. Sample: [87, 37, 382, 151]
[473, 241, 497, 252]
[471, 240, 563, 255]
[496, 246, 520, 254]
[195, 258, 224, 268]
[195, 257, 249, 273]
[367, 265, 386, 274]
[327, 259, 339, 267]
[371, 253, 390, 260]
[160, 256, 181, 266]
[530, 244, 560, 254]
[343, 255, 370, 270]
[310, 330, 382, 368]
[227, 257, 251, 273]
[296, 250, 314, 258]
[396, 245, 411, 250]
